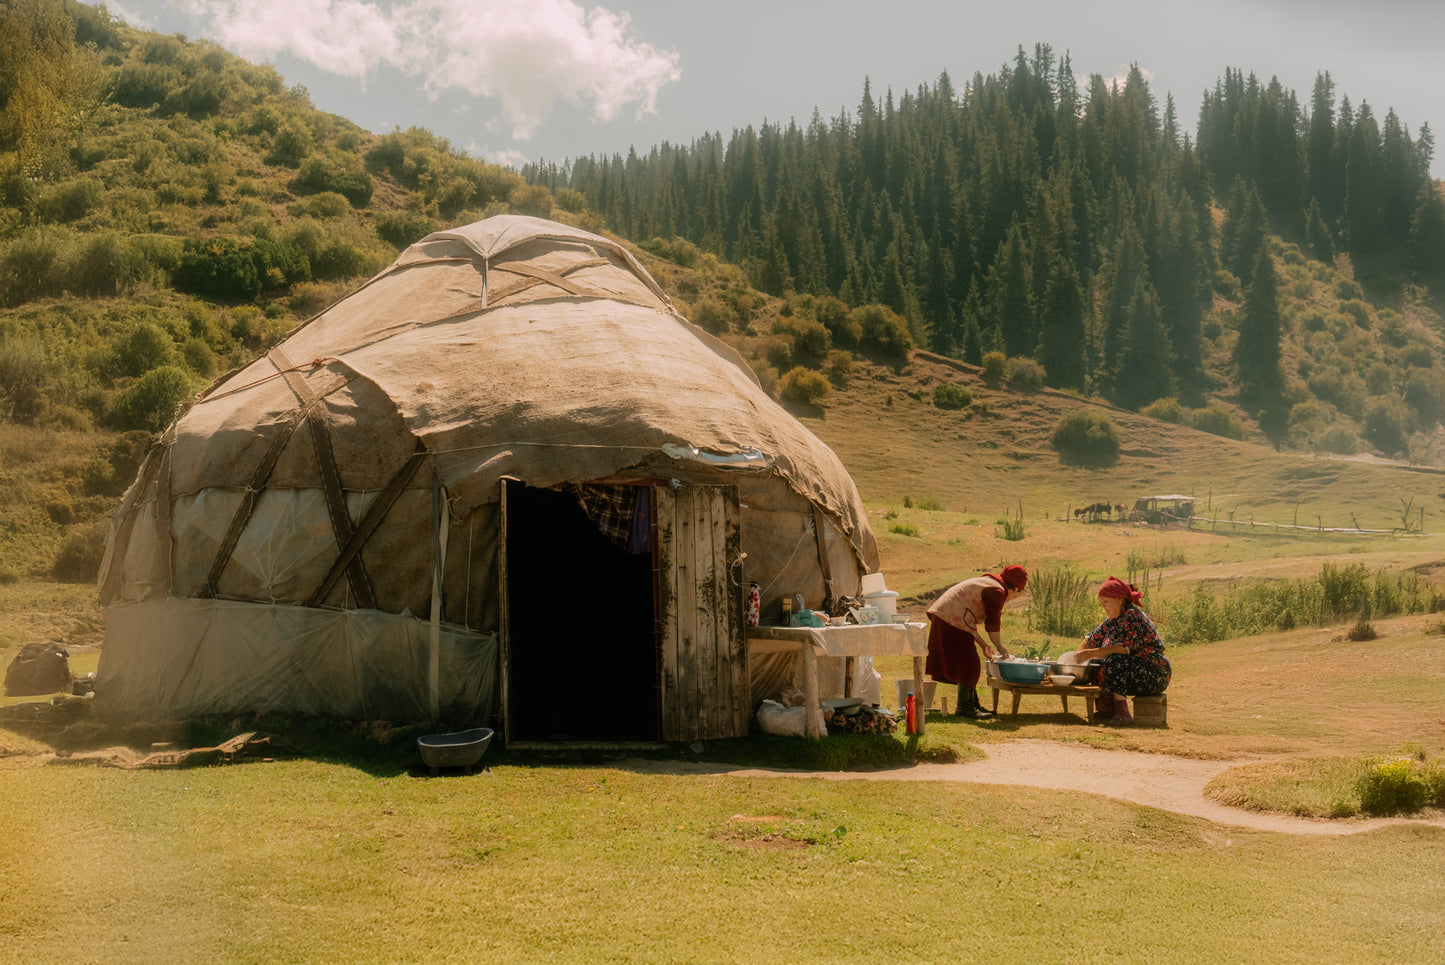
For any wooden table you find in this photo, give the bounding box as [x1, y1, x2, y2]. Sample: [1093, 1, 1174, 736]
[985, 664, 1102, 719]
[746, 622, 929, 739]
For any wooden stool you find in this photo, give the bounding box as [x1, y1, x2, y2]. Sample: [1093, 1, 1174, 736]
[1131, 694, 1168, 726]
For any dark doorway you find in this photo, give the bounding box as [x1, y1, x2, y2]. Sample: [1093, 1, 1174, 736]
[504, 483, 658, 741]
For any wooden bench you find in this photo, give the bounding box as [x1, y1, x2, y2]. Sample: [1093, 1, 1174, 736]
[985, 664, 1102, 719]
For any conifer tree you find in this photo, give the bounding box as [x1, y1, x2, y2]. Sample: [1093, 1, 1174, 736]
[960, 280, 986, 365]
[1408, 186, 1445, 282]
[1114, 280, 1175, 410]
[1223, 179, 1268, 285]
[1233, 241, 1284, 405]
[1098, 221, 1149, 398]
[987, 222, 1033, 357]
[1037, 260, 1087, 390]
[1307, 72, 1340, 221]
[1343, 103, 1383, 259]
[1305, 198, 1334, 263]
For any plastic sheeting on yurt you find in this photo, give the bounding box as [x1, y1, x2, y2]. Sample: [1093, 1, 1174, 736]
[95, 215, 880, 742]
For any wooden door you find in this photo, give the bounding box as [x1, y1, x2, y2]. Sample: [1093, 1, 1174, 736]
[654, 483, 747, 740]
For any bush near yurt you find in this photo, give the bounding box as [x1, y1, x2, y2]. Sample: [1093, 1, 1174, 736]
[106, 365, 193, 432]
[173, 236, 310, 298]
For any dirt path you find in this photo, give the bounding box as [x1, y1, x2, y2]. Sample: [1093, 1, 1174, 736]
[623, 741, 1445, 837]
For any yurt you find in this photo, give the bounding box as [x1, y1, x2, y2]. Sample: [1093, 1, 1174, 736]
[95, 215, 880, 743]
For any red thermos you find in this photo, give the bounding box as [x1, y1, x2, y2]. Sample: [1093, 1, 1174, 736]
[905, 691, 917, 734]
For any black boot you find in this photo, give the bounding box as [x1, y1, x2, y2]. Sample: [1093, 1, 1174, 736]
[955, 687, 994, 719]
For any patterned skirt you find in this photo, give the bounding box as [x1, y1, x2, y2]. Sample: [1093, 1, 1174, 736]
[1098, 654, 1171, 696]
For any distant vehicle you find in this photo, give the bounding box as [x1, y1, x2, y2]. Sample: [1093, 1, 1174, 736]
[1131, 495, 1196, 522]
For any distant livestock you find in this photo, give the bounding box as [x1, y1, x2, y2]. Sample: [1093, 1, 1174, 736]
[1074, 502, 1115, 519]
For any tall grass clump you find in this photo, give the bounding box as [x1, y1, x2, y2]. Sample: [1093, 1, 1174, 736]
[1026, 565, 1095, 636]
[996, 514, 1025, 541]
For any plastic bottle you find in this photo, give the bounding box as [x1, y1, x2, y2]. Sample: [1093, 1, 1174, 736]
[905, 691, 917, 734]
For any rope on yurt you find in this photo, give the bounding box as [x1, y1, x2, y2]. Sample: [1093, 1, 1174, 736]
[306, 438, 428, 607]
[429, 467, 448, 722]
[272, 345, 377, 610]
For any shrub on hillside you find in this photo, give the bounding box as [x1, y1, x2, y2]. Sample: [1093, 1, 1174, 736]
[555, 188, 588, 213]
[1307, 366, 1367, 419]
[1363, 397, 1411, 455]
[1191, 401, 1246, 440]
[52, 519, 110, 583]
[290, 154, 374, 207]
[853, 304, 912, 358]
[932, 383, 972, 410]
[265, 121, 313, 167]
[1316, 424, 1359, 455]
[1142, 397, 1188, 424]
[1337, 298, 1371, 328]
[639, 236, 701, 268]
[174, 237, 285, 299]
[33, 178, 104, 223]
[981, 350, 1007, 384]
[0, 332, 48, 422]
[825, 349, 853, 385]
[813, 295, 859, 348]
[691, 295, 735, 334]
[510, 183, 553, 218]
[288, 192, 352, 219]
[60, 232, 155, 296]
[774, 314, 831, 361]
[107, 366, 193, 433]
[779, 367, 830, 406]
[111, 321, 179, 378]
[1334, 277, 1364, 300]
[376, 210, 439, 250]
[281, 219, 388, 281]
[0, 228, 66, 306]
[1050, 410, 1120, 466]
[1007, 356, 1046, 390]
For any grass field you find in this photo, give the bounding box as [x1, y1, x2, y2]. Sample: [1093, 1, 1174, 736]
[4, 612, 1444, 964]
[5, 349, 1445, 964]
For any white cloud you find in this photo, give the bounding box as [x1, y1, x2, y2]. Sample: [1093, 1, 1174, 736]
[186, 0, 399, 79]
[184, 0, 680, 138]
[469, 144, 530, 169]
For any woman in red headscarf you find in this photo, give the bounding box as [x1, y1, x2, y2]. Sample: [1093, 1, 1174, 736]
[925, 565, 1028, 719]
[1074, 576, 1170, 725]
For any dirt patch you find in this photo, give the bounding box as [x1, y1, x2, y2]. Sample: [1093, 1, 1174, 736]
[623, 741, 1445, 837]
[713, 831, 811, 851]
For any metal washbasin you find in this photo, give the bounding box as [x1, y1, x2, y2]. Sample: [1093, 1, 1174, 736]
[1050, 660, 1102, 685]
[417, 727, 494, 774]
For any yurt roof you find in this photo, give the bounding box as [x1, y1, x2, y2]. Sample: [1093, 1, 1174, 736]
[169, 215, 877, 568]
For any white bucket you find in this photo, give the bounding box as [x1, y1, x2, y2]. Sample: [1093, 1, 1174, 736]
[860, 572, 887, 596]
[863, 590, 898, 617]
[895, 678, 937, 710]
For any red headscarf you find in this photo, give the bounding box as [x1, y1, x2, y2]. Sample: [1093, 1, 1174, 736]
[1098, 575, 1142, 603]
[999, 565, 1028, 592]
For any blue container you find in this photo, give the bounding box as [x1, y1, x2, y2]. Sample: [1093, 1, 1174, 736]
[993, 660, 1052, 684]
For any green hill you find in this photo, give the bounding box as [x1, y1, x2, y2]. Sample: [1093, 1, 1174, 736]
[2, 1, 1444, 638]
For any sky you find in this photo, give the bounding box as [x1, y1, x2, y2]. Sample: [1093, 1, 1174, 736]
[104, 0, 1445, 178]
